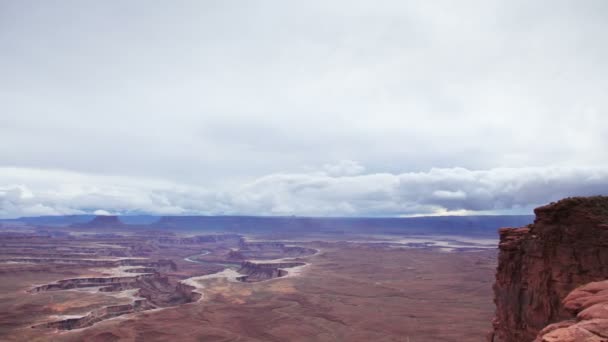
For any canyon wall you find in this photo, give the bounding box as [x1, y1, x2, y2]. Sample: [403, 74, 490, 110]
[490, 196, 608, 342]
[237, 261, 305, 282]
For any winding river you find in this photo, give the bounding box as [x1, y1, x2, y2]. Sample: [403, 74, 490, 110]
[183, 250, 240, 269]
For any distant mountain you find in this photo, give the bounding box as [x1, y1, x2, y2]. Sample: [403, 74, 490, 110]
[0, 215, 95, 226]
[70, 215, 125, 229]
[148, 215, 534, 236]
[0, 215, 160, 226]
[1, 214, 534, 237]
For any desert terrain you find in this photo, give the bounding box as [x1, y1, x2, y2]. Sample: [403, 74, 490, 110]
[0, 216, 502, 342]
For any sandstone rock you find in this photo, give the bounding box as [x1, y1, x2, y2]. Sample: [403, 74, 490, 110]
[237, 261, 305, 282]
[563, 281, 608, 313]
[534, 281, 608, 341]
[535, 318, 608, 342]
[489, 196, 608, 342]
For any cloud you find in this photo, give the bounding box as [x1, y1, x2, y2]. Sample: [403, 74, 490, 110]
[1, 165, 606, 218]
[323, 160, 366, 176]
[432, 190, 467, 200]
[1, 1, 607, 187]
[0, 2, 607, 218]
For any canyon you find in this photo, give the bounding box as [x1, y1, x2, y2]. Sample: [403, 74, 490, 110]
[0, 214, 505, 341]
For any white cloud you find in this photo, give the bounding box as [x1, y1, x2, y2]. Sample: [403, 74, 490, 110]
[323, 160, 366, 176]
[1, 165, 606, 218]
[433, 190, 467, 200]
[0, 1, 607, 187]
[93, 209, 112, 216]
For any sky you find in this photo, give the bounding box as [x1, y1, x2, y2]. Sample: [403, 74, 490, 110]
[1, 0, 607, 218]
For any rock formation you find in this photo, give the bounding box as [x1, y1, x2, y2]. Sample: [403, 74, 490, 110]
[29, 259, 197, 330]
[490, 196, 608, 342]
[534, 280, 608, 341]
[237, 261, 305, 282]
[35, 300, 155, 330]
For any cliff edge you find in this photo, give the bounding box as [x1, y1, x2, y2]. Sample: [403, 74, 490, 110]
[490, 196, 608, 342]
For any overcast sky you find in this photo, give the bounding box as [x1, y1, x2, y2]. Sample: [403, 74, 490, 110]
[1, 1, 607, 218]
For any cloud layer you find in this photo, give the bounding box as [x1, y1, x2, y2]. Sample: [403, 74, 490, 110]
[1, 164, 607, 218]
[1, 1, 608, 186]
[1, 1, 607, 217]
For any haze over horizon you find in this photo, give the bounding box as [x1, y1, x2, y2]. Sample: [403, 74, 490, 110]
[2, 1, 608, 218]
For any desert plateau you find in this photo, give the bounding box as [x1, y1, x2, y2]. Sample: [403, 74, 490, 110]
[0, 215, 517, 341]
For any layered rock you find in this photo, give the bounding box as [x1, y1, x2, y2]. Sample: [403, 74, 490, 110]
[29, 258, 198, 330]
[490, 196, 608, 342]
[237, 261, 305, 282]
[35, 299, 154, 330]
[535, 280, 608, 341]
[29, 273, 156, 293]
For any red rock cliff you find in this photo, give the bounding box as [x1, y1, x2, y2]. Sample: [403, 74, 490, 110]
[534, 279, 608, 341]
[490, 196, 608, 342]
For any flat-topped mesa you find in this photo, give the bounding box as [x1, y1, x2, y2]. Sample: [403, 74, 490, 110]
[237, 261, 305, 282]
[490, 196, 608, 342]
[73, 215, 124, 229]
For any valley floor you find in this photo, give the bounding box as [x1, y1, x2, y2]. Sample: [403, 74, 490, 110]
[0, 229, 496, 341]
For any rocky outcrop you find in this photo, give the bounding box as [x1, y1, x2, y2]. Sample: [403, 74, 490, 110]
[175, 282, 202, 302]
[29, 273, 156, 293]
[34, 299, 154, 330]
[27, 256, 201, 330]
[32, 271, 202, 330]
[534, 280, 608, 341]
[490, 196, 608, 342]
[237, 261, 305, 282]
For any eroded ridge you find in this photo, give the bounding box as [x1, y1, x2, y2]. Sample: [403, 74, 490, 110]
[0, 228, 318, 333]
[30, 260, 200, 330]
[236, 261, 307, 282]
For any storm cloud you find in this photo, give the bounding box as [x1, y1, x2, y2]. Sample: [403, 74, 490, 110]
[1, 164, 606, 218]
